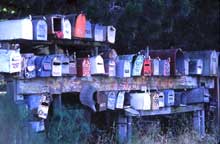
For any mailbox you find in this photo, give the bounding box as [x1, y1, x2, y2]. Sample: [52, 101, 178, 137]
[142, 57, 152, 76]
[104, 59, 116, 77]
[94, 24, 106, 42]
[35, 56, 53, 77]
[95, 92, 107, 111]
[116, 60, 131, 78]
[159, 59, 170, 76]
[158, 91, 165, 108]
[186, 50, 218, 76]
[37, 94, 51, 119]
[189, 59, 203, 75]
[65, 14, 77, 38]
[63, 19, 72, 39]
[116, 91, 125, 109]
[22, 53, 37, 79]
[0, 49, 22, 73]
[107, 91, 118, 110]
[74, 13, 86, 38]
[107, 26, 116, 44]
[0, 18, 33, 40]
[90, 55, 105, 75]
[45, 14, 64, 39]
[184, 88, 210, 104]
[69, 53, 77, 75]
[130, 91, 151, 110]
[77, 57, 90, 77]
[32, 18, 48, 40]
[85, 20, 93, 39]
[29, 120, 45, 132]
[151, 59, 160, 76]
[151, 92, 159, 110]
[60, 55, 70, 75]
[184, 58, 189, 75]
[150, 49, 185, 75]
[26, 95, 41, 113]
[52, 56, 62, 76]
[132, 55, 144, 76]
[164, 90, 175, 106]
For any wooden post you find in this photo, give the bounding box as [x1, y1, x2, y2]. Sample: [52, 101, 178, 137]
[53, 94, 62, 114]
[117, 113, 128, 144]
[127, 116, 132, 144]
[193, 110, 205, 137]
[217, 76, 220, 139]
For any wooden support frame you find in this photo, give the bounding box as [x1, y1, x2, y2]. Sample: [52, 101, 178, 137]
[193, 110, 205, 137]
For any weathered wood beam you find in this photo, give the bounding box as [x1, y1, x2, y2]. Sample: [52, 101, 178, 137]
[15, 76, 215, 95]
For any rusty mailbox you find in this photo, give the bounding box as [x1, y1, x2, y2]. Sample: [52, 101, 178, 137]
[32, 18, 48, 40]
[77, 57, 91, 77]
[186, 50, 218, 76]
[90, 55, 105, 75]
[104, 59, 116, 77]
[94, 24, 107, 42]
[107, 26, 116, 44]
[150, 49, 185, 76]
[159, 59, 170, 76]
[22, 53, 37, 79]
[132, 54, 144, 76]
[151, 92, 160, 110]
[189, 59, 203, 75]
[95, 92, 108, 112]
[45, 14, 64, 39]
[69, 52, 77, 75]
[0, 49, 22, 73]
[164, 90, 175, 107]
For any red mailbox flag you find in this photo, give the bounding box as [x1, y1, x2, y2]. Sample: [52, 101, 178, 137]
[74, 13, 86, 38]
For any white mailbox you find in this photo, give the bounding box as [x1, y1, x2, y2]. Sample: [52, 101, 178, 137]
[151, 59, 160, 76]
[0, 18, 33, 40]
[32, 19, 48, 40]
[63, 19, 72, 39]
[52, 56, 62, 76]
[130, 92, 151, 110]
[0, 49, 22, 73]
[90, 55, 105, 75]
[94, 24, 106, 42]
[158, 92, 165, 108]
[107, 26, 116, 43]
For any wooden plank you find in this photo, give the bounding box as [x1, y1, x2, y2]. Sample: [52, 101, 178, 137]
[125, 104, 204, 116]
[15, 76, 214, 95]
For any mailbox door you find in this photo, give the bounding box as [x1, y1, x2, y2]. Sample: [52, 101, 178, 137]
[25, 56, 37, 78]
[10, 51, 22, 73]
[85, 20, 93, 39]
[107, 26, 116, 43]
[151, 92, 159, 110]
[105, 59, 116, 77]
[78, 58, 90, 77]
[151, 59, 159, 76]
[69, 57, 77, 75]
[164, 90, 175, 106]
[132, 55, 144, 76]
[40, 56, 52, 77]
[142, 59, 152, 76]
[158, 92, 165, 107]
[159, 60, 170, 76]
[74, 13, 86, 38]
[63, 19, 71, 39]
[107, 91, 117, 110]
[94, 24, 106, 42]
[32, 19, 47, 40]
[210, 52, 218, 75]
[189, 59, 203, 75]
[52, 57, 62, 76]
[61, 55, 70, 75]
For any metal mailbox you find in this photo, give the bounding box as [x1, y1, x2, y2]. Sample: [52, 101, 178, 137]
[32, 18, 48, 40]
[184, 58, 189, 75]
[85, 20, 93, 39]
[184, 88, 210, 104]
[60, 55, 70, 75]
[65, 14, 76, 38]
[69, 53, 77, 75]
[107, 91, 118, 110]
[94, 24, 106, 42]
[130, 91, 151, 110]
[63, 19, 72, 39]
[95, 92, 107, 111]
[0, 18, 33, 40]
[164, 90, 175, 107]
[74, 13, 86, 38]
[0, 49, 22, 73]
[132, 55, 144, 76]
[90, 55, 105, 75]
[151, 92, 159, 110]
[104, 59, 116, 77]
[151, 59, 160, 76]
[116, 91, 125, 109]
[35, 56, 53, 77]
[22, 53, 37, 79]
[26, 95, 41, 113]
[189, 59, 203, 75]
[29, 120, 45, 132]
[150, 49, 185, 75]
[159, 59, 170, 76]
[52, 56, 62, 77]
[186, 50, 218, 76]
[116, 60, 131, 78]
[77, 57, 90, 77]
[37, 94, 51, 119]
[158, 91, 165, 108]
[107, 26, 116, 44]
[142, 58, 152, 76]
[46, 14, 65, 38]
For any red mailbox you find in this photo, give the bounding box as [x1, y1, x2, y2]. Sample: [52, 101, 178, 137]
[74, 13, 86, 38]
[142, 57, 152, 76]
[77, 57, 90, 77]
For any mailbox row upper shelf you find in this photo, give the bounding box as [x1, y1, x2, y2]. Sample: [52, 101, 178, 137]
[0, 14, 116, 44]
[0, 48, 218, 78]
